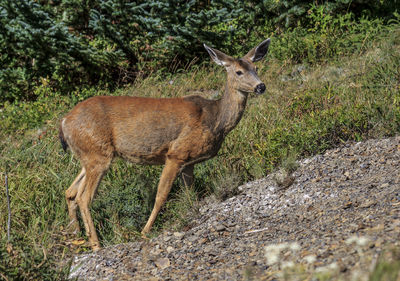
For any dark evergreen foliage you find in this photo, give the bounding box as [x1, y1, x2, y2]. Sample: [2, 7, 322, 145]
[0, 0, 118, 101]
[0, 0, 397, 102]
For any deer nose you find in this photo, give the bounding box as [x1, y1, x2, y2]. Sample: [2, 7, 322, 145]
[255, 83, 266, 94]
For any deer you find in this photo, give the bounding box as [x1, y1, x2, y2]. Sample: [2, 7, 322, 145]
[59, 39, 270, 251]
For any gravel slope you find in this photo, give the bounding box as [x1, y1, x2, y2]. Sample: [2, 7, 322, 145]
[69, 136, 400, 280]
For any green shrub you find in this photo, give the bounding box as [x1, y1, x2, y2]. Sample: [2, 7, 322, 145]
[1, 0, 398, 102]
[270, 5, 388, 63]
[0, 241, 69, 280]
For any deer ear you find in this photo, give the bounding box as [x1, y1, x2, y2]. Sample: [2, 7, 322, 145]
[244, 38, 270, 62]
[204, 44, 233, 66]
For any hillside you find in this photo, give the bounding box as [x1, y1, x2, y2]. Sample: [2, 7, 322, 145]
[1, 15, 399, 280]
[69, 136, 400, 280]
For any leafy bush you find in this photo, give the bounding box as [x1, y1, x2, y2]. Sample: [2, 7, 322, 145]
[0, 0, 121, 102]
[0, 241, 69, 280]
[1, 0, 398, 102]
[0, 0, 243, 102]
[270, 5, 389, 63]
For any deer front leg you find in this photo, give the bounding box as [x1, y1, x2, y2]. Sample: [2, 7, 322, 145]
[141, 158, 182, 236]
[181, 164, 194, 187]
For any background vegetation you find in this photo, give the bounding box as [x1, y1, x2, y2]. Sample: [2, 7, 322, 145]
[0, 0, 397, 102]
[0, 0, 399, 279]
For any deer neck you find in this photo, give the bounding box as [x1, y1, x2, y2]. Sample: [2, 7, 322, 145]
[214, 81, 248, 136]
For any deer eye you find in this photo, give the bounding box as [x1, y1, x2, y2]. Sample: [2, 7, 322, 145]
[236, 70, 243, 76]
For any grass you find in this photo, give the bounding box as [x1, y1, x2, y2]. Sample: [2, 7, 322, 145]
[369, 248, 400, 281]
[0, 21, 400, 280]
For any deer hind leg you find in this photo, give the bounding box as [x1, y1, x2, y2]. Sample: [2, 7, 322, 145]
[65, 168, 86, 234]
[181, 164, 194, 187]
[141, 158, 182, 236]
[76, 156, 111, 251]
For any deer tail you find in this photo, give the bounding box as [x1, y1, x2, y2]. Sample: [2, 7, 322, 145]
[59, 120, 69, 152]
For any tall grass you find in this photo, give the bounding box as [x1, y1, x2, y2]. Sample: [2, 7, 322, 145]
[0, 20, 399, 279]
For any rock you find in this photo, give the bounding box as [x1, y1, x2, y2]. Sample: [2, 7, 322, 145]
[150, 247, 162, 257]
[155, 258, 170, 269]
[380, 183, 390, 188]
[166, 246, 174, 254]
[215, 224, 226, 232]
[173, 232, 185, 239]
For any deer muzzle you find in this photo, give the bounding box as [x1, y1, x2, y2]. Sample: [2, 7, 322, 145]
[255, 83, 266, 95]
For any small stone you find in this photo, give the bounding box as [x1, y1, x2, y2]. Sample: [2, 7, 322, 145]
[155, 258, 170, 269]
[150, 247, 162, 257]
[204, 245, 213, 253]
[187, 235, 198, 242]
[343, 202, 352, 209]
[215, 224, 226, 232]
[380, 183, 390, 188]
[360, 200, 376, 208]
[311, 178, 318, 183]
[166, 246, 174, 254]
[173, 232, 185, 239]
[199, 238, 208, 245]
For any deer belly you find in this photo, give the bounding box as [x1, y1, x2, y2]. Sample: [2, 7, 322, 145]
[113, 133, 174, 165]
[115, 142, 169, 165]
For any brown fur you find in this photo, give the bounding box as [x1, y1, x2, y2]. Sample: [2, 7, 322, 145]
[60, 39, 270, 250]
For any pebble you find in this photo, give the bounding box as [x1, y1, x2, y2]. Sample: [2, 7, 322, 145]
[166, 246, 174, 254]
[154, 257, 170, 270]
[173, 232, 185, 239]
[215, 224, 226, 232]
